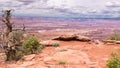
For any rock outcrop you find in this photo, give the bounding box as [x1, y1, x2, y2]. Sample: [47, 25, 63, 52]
[40, 40, 59, 46]
[0, 53, 7, 62]
[104, 40, 120, 44]
[53, 35, 91, 42]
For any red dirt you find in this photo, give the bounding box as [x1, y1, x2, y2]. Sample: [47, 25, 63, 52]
[0, 41, 120, 68]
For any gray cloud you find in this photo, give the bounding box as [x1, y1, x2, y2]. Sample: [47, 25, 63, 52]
[1, 0, 120, 17]
[17, 0, 36, 5]
[0, 0, 24, 10]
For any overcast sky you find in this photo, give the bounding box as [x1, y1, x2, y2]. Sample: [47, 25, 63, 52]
[0, 0, 120, 18]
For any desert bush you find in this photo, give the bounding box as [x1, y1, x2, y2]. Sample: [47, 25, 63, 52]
[22, 36, 42, 55]
[107, 53, 120, 68]
[52, 42, 59, 47]
[106, 34, 120, 41]
[6, 35, 42, 61]
[6, 47, 24, 61]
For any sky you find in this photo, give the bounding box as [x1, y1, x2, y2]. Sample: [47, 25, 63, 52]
[0, 0, 120, 18]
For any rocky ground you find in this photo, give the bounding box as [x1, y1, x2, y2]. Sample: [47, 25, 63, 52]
[0, 28, 120, 68]
[0, 18, 120, 68]
[0, 40, 120, 68]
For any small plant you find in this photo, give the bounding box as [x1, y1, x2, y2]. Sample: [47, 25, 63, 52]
[52, 42, 59, 47]
[58, 60, 66, 64]
[107, 52, 120, 68]
[14, 50, 24, 61]
[5, 45, 25, 61]
[22, 36, 42, 55]
[106, 34, 120, 41]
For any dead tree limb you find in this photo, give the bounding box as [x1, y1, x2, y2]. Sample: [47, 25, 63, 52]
[2, 10, 12, 37]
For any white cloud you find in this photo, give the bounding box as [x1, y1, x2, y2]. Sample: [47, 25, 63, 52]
[106, 1, 120, 7]
[0, 0, 24, 10]
[25, 0, 48, 9]
[0, 0, 120, 17]
[0, 0, 11, 2]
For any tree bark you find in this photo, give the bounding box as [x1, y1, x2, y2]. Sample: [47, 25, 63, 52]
[2, 10, 12, 37]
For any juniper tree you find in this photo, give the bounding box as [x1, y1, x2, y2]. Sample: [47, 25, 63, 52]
[1, 10, 25, 61]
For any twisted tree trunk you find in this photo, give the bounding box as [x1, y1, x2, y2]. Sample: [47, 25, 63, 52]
[2, 10, 12, 37]
[1, 10, 15, 61]
[2, 10, 13, 48]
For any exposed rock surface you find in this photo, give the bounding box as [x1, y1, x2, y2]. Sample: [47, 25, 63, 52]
[104, 40, 120, 44]
[0, 41, 119, 68]
[53, 35, 91, 42]
[0, 53, 6, 62]
[23, 54, 36, 61]
[40, 40, 59, 46]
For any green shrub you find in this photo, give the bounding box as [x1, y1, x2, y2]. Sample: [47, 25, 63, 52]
[106, 34, 120, 41]
[107, 53, 120, 68]
[6, 47, 24, 61]
[6, 35, 43, 61]
[52, 42, 59, 47]
[14, 50, 24, 61]
[22, 36, 42, 55]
